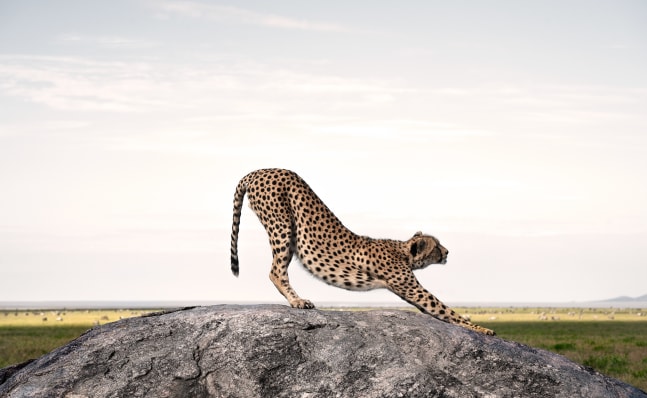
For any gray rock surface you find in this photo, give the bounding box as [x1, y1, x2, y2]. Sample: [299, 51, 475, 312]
[0, 305, 645, 397]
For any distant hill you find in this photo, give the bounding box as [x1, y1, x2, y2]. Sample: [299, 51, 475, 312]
[603, 294, 647, 302]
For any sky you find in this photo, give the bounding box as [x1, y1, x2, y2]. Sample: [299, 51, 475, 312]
[1, 1, 646, 306]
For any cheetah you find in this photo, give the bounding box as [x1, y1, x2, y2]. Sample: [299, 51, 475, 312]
[230, 168, 495, 335]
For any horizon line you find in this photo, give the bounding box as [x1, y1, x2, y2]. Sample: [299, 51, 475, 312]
[1, 299, 646, 310]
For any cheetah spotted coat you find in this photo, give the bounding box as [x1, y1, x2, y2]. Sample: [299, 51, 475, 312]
[230, 168, 494, 335]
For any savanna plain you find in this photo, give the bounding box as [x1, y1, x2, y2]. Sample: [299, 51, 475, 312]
[1, 307, 646, 391]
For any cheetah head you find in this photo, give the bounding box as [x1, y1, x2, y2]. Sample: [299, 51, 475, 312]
[408, 231, 448, 269]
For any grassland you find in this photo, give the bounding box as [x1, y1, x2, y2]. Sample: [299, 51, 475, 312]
[1, 307, 646, 391]
[0, 309, 153, 370]
[461, 307, 647, 390]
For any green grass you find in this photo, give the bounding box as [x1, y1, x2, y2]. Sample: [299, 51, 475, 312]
[0, 309, 152, 369]
[478, 320, 647, 391]
[0, 325, 90, 368]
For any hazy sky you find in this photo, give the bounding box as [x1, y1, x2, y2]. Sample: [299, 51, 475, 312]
[1, 1, 646, 305]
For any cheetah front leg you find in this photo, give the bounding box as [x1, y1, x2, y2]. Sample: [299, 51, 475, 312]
[387, 273, 495, 336]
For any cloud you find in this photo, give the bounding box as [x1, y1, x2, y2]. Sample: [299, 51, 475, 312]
[153, 1, 353, 33]
[0, 55, 189, 112]
[311, 120, 492, 143]
[2, 53, 642, 160]
[57, 34, 159, 49]
[0, 54, 408, 115]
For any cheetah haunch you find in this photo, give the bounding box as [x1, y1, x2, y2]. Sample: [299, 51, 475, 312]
[230, 168, 494, 335]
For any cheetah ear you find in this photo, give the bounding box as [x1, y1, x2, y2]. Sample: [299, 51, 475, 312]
[414, 231, 423, 237]
[410, 239, 427, 257]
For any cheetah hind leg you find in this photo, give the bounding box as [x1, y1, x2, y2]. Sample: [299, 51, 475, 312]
[268, 236, 315, 309]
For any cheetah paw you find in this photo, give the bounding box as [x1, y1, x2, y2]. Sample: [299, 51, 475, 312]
[290, 299, 315, 309]
[477, 326, 496, 336]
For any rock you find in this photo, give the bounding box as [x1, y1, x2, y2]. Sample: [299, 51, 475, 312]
[0, 305, 644, 398]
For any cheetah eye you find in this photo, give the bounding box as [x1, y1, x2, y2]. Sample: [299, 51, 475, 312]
[418, 240, 427, 252]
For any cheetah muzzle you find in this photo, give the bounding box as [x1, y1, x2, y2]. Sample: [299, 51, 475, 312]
[230, 168, 495, 336]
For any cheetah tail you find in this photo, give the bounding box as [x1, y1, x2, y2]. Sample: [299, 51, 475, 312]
[230, 175, 248, 277]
